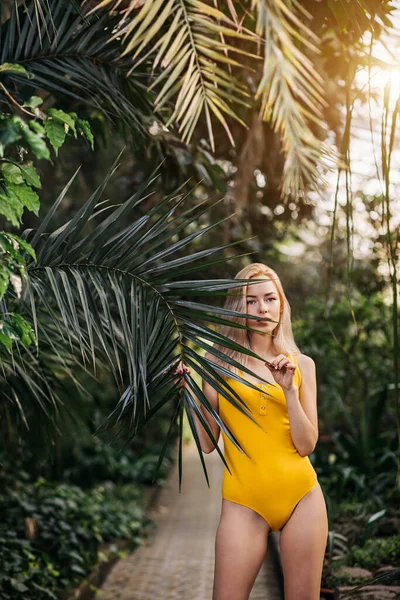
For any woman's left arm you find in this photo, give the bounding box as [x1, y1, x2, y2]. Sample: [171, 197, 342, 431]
[284, 354, 319, 457]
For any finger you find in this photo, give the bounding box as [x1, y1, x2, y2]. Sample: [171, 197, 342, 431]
[277, 358, 293, 369]
[266, 362, 278, 371]
[271, 355, 286, 369]
[274, 359, 288, 370]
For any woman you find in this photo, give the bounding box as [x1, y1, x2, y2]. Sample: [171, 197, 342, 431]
[176, 263, 328, 600]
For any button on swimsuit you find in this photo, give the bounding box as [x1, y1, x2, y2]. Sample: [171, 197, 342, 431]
[218, 353, 318, 532]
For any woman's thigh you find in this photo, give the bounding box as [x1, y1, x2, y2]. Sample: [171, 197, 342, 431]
[213, 499, 271, 600]
[279, 483, 329, 600]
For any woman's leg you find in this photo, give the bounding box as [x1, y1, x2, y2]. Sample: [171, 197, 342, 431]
[213, 499, 271, 600]
[279, 483, 329, 600]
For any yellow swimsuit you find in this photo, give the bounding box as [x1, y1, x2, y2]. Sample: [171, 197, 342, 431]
[218, 353, 318, 532]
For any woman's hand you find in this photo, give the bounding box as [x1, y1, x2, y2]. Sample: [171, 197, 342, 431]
[173, 360, 191, 387]
[265, 355, 296, 391]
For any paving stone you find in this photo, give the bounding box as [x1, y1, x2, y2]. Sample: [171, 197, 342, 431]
[97, 441, 283, 600]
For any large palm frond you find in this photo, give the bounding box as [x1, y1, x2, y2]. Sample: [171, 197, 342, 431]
[12, 154, 276, 485]
[0, 293, 99, 448]
[90, 0, 340, 198]
[88, 0, 258, 151]
[251, 0, 340, 198]
[0, 0, 152, 139]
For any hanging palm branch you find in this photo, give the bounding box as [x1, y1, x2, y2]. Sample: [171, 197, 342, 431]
[0, 0, 153, 140]
[0, 302, 99, 445]
[88, 0, 341, 198]
[3, 154, 275, 485]
[16, 0, 343, 198]
[251, 0, 341, 198]
[87, 0, 258, 151]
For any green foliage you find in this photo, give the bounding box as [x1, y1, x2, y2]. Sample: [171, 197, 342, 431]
[0, 67, 94, 227]
[0, 356, 178, 487]
[350, 535, 400, 571]
[42, 109, 93, 155]
[296, 292, 397, 499]
[323, 524, 400, 589]
[63, 441, 174, 488]
[0, 108, 94, 167]
[0, 156, 41, 226]
[0, 114, 49, 161]
[0, 232, 36, 348]
[23, 96, 44, 110]
[0, 358, 177, 596]
[315, 426, 397, 509]
[0, 63, 29, 77]
[94, 484, 153, 543]
[0, 312, 36, 349]
[0, 481, 149, 600]
[0, 72, 94, 350]
[0, 156, 261, 487]
[74, 117, 94, 151]
[42, 118, 66, 155]
[0, 232, 36, 294]
[0, 3, 153, 142]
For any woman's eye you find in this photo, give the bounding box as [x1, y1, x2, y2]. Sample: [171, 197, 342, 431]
[247, 300, 255, 305]
[268, 298, 276, 302]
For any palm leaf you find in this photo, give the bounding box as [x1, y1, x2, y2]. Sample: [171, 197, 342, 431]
[88, 0, 341, 197]
[11, 157, 279, 485]
[0, 294, 104, 448]
[0, 0, 153, 140]
[251, 0, 340, 198]
[88, 0, 257, 151]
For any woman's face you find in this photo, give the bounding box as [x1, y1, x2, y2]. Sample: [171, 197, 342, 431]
[245, 277, 281, 333]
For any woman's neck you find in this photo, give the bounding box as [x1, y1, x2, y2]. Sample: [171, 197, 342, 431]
[249, 333, 276, 360]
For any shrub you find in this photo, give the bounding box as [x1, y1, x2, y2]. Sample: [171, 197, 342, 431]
[0, 481, 148, 600]
[350, 535, 400, 570]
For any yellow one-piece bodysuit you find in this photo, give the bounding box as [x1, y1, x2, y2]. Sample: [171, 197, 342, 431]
[218, 353, 318, 532]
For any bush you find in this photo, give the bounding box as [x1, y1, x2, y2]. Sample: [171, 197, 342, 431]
[0, 532, 57, 600]
[350, 535, 400, 570]
[0, 432, 176, 491]
[0, 481, 149, 600]
[62, 439, 174, 487]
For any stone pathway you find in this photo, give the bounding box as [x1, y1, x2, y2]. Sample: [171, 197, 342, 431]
[97, 441, 283, 600]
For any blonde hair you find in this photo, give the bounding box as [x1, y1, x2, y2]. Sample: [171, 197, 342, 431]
[211, 263, 301, 374]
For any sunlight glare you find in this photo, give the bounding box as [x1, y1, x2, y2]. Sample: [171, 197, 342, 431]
[357, 65, 400, 107]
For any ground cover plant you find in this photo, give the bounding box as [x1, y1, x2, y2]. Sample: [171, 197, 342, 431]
[0, 474, 157, 599]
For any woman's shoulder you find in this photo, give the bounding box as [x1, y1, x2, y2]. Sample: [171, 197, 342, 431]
[295, 353, 316, 379]
[291, 353, 313, 388]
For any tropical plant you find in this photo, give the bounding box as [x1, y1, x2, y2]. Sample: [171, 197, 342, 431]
[1, 0, 399, 490]
[0, 0, 231, 209]
[0, 0, 153, 140]
[0, 154, 277, 487]
[0, 479, 150, 599]
[88, 0, 343, 198]
[40, 0, 400, 442]
[2, 0, 347, 198]
[326, 530, 350, 570]
[296, 291, 399, 506]
[0, 58, 95, 350]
